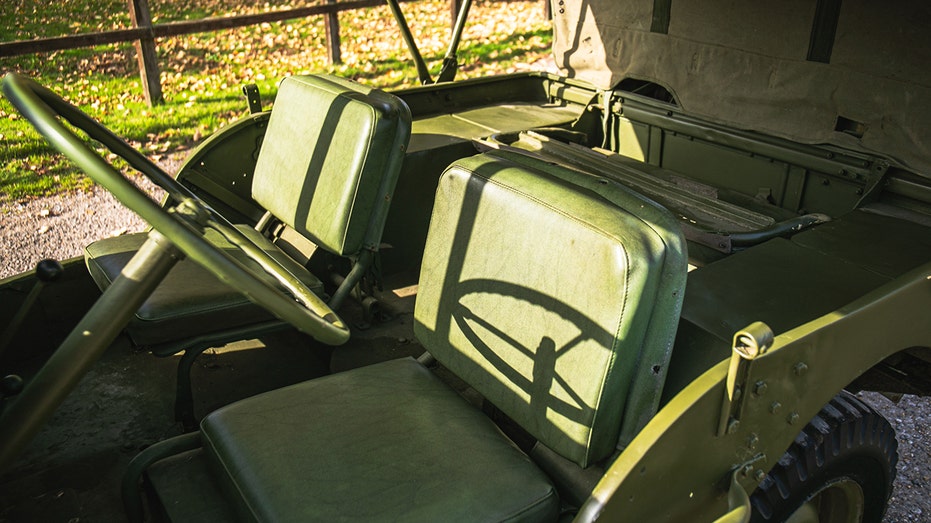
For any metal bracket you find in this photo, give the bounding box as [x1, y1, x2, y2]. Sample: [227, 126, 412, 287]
[718, 322, 774, 436]
[713, 453, 768, 523]
[435, 0, 473, 83]
[713, 468, 752, 523]
[242, 84, 262, 114]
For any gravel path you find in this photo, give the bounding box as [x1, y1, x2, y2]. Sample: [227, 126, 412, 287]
[0, 182, 928, 521]
[0, 178, 164, 278]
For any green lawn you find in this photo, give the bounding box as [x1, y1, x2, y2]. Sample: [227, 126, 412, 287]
[0, 0, 552, 202]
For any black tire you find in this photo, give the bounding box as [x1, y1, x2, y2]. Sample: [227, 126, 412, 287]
[750, 390, 898, 523]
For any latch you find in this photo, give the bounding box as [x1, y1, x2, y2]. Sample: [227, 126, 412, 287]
[718, 322, 774, 436]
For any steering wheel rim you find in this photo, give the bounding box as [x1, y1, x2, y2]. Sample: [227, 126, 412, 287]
[2, 72, 349, 345]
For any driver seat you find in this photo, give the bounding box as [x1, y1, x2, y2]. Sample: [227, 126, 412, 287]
[128, 150, 688, 521]
[83, 74, 411, 425]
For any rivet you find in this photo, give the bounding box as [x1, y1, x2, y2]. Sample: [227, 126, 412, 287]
[770, 401, 782, 414]
[793, 362, 808, 376]
[754, 469, 767, 482]
[788, 412, 800, 425]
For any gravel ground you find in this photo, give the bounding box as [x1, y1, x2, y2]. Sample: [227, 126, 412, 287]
[0, 178, 164, 278]
[0, 179, 928, 521]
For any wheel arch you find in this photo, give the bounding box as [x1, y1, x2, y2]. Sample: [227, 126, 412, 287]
[851, 345, 931, 398]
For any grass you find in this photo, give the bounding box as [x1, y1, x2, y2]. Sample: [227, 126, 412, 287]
[0, 0, 553, 203]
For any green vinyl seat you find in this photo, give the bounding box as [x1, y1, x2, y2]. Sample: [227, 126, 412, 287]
[165, 150, 687, 521]
[83, 74, 411, 425]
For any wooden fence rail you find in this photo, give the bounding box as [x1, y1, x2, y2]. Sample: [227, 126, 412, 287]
[0, 0, 425, 106]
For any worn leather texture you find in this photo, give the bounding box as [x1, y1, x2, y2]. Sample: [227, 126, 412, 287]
[251, 74, 411, 256]
[201, 357, 559, 522]
[414, 151, 686, 467]
[84, 227, 324, 346]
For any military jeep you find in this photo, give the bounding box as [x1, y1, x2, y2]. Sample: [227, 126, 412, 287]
[1, 1, 929, 522]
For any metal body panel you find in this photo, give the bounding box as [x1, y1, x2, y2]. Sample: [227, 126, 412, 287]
[579, 263, 931, 522]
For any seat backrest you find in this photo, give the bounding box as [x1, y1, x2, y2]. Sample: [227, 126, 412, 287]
[414, 150, 687, 468]
[252, 74, 411, 256]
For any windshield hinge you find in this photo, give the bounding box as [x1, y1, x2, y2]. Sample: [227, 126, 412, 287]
[717, 322, 774, 436]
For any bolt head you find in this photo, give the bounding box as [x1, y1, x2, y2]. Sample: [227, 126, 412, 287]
[753, 380, 768, 396]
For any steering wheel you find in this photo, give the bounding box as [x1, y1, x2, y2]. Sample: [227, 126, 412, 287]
[2, 73, 350, 344]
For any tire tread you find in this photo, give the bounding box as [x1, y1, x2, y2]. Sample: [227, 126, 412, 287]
[750, 391, 898, 522]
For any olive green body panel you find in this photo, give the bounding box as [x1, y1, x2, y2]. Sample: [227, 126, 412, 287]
[381, 74, 587, 275]
[577, 263, 931, 522]
[174, 112, 270, 225]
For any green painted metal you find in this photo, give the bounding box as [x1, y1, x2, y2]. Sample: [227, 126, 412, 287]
[612, 96, 887, 218]
[385, 0, 432, 84]
[575, 262, 931, 522]
[174, 111, 271, 225]
[122, 431, 203, 522]
[435, 0, 473, 83]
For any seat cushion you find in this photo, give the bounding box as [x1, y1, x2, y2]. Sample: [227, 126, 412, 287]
[84, 226, 325, 347]
[201, 357, 559, 522]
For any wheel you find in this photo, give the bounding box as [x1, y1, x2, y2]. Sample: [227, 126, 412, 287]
[750, 391, 898, 523]
[1, 72, 348, 345]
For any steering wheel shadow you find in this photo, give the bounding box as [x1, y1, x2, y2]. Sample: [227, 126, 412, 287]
[451, 278, 610, 428]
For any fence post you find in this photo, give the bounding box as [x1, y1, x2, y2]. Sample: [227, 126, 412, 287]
[128, 0, 163, 106]
[450, 0, 462, 31]
[324, 0, 342, 65]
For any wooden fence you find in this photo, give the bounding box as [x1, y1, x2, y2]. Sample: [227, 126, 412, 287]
[0, 0, 471, 106]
